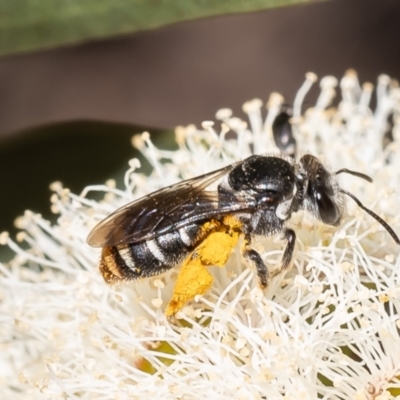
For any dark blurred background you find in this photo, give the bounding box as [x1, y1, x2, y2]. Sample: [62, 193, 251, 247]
[0, 0, 399, 240]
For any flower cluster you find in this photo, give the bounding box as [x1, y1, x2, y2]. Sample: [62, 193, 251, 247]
[1, 71, 400, 399]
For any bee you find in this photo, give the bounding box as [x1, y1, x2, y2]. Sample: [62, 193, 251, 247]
[87, 154, 400, 297]
[272, 105, 296, 158]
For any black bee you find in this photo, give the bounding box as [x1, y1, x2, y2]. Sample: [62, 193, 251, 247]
[87, 154, 399, 289]
[272, 105, 296, 158]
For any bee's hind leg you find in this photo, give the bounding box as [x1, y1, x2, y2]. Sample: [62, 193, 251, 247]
[270, 228, 296, 279]
[242, 235, 269, 289]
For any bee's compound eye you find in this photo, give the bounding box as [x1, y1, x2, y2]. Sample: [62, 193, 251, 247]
[316, 190, 340, 225]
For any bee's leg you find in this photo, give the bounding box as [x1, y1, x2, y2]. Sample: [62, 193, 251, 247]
[271, 228, 296, 278]
[242, 235, 269, 289]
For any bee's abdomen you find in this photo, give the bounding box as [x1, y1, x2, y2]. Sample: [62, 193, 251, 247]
[99, 223, 205, 283]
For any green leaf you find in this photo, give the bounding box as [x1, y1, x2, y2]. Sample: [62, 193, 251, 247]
[0, 0, 319, 56]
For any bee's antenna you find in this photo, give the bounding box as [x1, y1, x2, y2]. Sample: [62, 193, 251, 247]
[340, 189, 400, 244]
[335, 168, 373, 183]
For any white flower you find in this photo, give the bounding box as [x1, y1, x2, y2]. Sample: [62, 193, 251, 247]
[1, 71, 400, 399]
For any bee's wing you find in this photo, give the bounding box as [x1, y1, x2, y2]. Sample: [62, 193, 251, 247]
[87, 163, 249, 247]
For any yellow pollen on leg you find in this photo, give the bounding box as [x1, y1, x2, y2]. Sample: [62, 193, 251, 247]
[166, 218, 241, 316]
[165, 256, 213, 317]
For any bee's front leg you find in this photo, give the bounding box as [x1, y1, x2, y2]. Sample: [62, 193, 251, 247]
[243, 228, 296, 288]
[270, 228, 296, 278]
[242, 234, 269, 289]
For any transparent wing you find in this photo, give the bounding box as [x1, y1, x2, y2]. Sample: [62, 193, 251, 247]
[87, 162, 283, 247]
[87, 164, 234, 247]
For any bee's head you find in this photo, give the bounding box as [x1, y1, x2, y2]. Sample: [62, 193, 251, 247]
[298, 154, 343, 226]
[297, 154, 400, 244]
